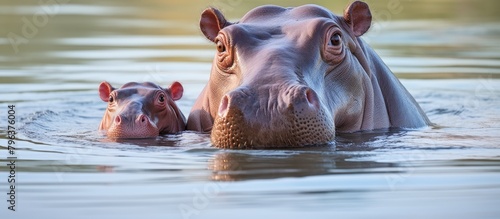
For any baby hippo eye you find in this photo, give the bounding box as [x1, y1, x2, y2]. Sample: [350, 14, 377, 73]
[109, 96, 114, 103]
[158, 94, 165, 103]
[330, 33, 342, 46]
[216, 40, 226, 53]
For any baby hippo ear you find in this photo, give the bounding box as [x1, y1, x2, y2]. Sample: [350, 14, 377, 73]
[168, 81, 183, 101]
[343, 1, 372, 37]
[99, 81, 115, 102]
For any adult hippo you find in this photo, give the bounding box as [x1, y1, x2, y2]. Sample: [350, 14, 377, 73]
[187, 1, 430, 148]
[99, 81, 186, 138]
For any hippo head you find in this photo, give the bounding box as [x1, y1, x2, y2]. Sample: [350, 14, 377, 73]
[189, 1, 429, 148]
[98, 81, 186, 139]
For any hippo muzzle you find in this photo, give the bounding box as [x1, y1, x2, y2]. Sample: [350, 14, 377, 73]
[187, 1, 430, 148]
[212, 84, 335, 148]
[105, 100, 160, 138]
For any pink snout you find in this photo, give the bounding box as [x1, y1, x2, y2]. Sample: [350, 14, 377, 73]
[107, 114, 159, 139]
[114, 114, 149, 126]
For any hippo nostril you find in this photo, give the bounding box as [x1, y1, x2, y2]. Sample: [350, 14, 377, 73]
[305, 89, 320, 109]
[138, 114, 147, 124]
[115, 115, 122, 124]
[218, 95, 229, 117]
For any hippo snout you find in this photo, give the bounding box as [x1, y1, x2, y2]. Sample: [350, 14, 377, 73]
[113, 114, 150, 128]
[217, 86, 320, 117]
[211, 85, 335, 148]
[107, 112, 159, 139]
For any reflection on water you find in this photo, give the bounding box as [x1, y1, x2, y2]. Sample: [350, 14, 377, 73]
[209, 149, 396, 181]
[1, 0, 500, 218]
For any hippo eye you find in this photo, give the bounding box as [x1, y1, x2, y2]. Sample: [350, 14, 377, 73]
[108, 96, 114, 103]
[322, 29, 345, 64]
[216, 41, 226, 53]
[329, 33, 342, 46]
[215, 36, 234, 70]
[158, 94, 165, 103]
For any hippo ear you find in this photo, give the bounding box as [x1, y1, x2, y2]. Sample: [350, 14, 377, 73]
[168, 81, 183, 101]
[343, 1, 372, 37]
[200, 7, 231, 42]
[99, 81, 115, 102]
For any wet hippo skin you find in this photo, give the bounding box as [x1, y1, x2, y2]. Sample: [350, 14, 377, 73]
[187, 1, 431, 148]
[98, 81, 186, 139]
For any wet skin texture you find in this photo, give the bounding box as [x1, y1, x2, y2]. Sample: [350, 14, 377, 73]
[187, 1, 431, 149]
[98, 81, 186, 139]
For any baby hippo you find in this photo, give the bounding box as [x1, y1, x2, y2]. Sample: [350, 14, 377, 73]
[98, 81, 186, 139]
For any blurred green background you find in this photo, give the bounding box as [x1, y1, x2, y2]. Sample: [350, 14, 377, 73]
[1, 0, 499, 77]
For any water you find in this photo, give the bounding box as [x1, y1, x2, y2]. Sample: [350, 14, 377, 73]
[1, 0, 500, 218]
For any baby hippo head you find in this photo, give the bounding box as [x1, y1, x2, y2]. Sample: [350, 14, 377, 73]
[98, 81, 186, 139]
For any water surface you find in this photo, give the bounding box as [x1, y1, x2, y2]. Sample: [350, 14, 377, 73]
[1, 0, 500, 219]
